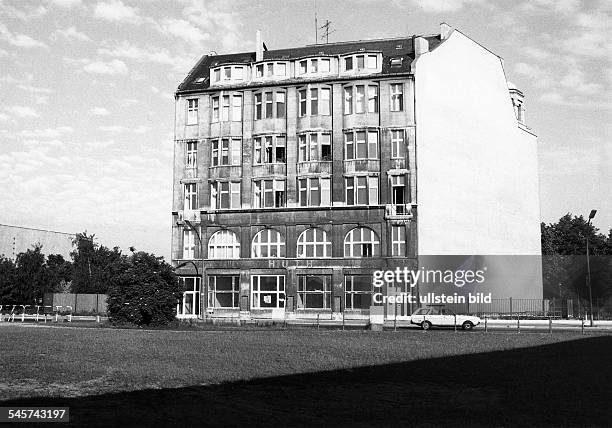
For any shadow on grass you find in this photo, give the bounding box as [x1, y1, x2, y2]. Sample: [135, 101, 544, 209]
[4, 335, 611, 427]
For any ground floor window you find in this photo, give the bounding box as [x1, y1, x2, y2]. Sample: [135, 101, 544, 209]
[345, 275, 372, 310]
[208, 275, 240, 308]
[177, 277, 200, 317]
[251, 275, 285, 309]
[297, 275, 331, 309]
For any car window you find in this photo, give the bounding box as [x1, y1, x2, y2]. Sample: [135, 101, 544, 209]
[413, 308, 428, 315]
[429, 307, 440, 315]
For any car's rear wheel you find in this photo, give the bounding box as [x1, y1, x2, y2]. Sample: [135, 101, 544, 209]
[462, 321, 474, 331]
[422, 320, 432, 331]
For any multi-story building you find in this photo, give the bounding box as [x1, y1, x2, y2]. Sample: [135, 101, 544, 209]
[171, 24, 542, 320]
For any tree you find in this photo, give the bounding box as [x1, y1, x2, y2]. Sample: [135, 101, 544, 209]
[0, 255, 17, 304]
[541, 214, 612, 312]
[107, 251, 182, 326]
[70, 232, 124, 293]
[46, 254, 72, 292]
[13, 244, 50, 304]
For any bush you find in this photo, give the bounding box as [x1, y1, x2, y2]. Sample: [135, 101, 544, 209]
[107, 252, 182, 327]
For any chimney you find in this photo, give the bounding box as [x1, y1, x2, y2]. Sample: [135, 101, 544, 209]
[440, 23, 453, 40]
[256, 30, 263, 62]
[414, 37, 429, 56]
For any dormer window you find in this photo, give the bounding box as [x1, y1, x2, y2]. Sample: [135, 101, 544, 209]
[341, 53, 381, 74]
[210, 65, 247, 84]
[297, 57, 333, 76]
[254, 61, 289, 80]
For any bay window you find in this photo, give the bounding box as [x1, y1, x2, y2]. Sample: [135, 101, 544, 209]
[298, 177, 330, 207]
[210, 181, 241, 210]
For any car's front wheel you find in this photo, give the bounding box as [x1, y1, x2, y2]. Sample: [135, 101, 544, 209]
[422, 320, 432, 331]
[462, 321, 474, 331]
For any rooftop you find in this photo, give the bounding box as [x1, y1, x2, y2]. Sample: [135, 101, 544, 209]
[176, 34, 442, 94]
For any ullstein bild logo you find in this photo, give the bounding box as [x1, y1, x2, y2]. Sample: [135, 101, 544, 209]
[372, 267, 491, 305]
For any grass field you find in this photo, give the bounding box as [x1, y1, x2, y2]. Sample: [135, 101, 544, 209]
[1, 325, 611, 427]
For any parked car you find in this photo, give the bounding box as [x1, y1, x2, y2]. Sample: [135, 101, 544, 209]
[410, 306, 480, 330]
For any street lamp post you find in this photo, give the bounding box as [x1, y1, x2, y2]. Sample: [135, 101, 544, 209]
[586, 209, 596, 327]
[185, 219, 205, 320]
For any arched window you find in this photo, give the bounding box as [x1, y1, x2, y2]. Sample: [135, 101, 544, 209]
[344, 227, 379, 258]
[297, 228, 331, 258]
[208, 230, 240, 259]
[252, 228, 285, 258]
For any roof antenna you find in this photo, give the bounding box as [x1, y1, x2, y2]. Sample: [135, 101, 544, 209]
[319, 19, 335, 44]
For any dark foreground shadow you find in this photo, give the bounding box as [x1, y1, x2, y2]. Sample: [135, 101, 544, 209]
[3, 336, 611, 428]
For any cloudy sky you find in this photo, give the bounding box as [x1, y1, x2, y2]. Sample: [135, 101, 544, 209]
[0, 0, 610, 260]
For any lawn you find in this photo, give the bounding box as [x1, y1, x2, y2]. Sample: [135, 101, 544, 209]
[1, 324, 610, 427]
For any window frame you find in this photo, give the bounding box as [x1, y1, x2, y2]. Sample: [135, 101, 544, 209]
[344, 227, 380, 258]
[251, 229, 285, 258]
[252, 179, 286, 208]
[251, 275, 285, 309]
[297, 275, 332, 310]
[208, 230, 240, 259]
[208, 275, 239, 308]
[296, 228, 331, 258]
[187, 98, 199, 125]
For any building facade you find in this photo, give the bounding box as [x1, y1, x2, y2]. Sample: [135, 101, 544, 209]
[0, 224, 74, 261]
[171, 24, 542, 320]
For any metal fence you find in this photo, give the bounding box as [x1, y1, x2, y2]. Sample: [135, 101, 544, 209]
[43, 293, 107, 315]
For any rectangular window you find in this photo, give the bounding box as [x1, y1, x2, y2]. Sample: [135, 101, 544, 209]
[367, 131, 378, 158]
[320, 88, 330, 115]
[356, 55, 365, 69]
[344, 56, 353, 71]
[208, 276, 239, 308]
[310, 58, 318, 73]
[276, 63, 286, 76]
[297, 275, 331, 309]
[391, 83, 403, 112]
[276, 92, 286, 118]
[356, 131, 367, 159]
[321, 134, 331, 161]
[310, 88, 318, 116]
[234, 67, 244, 80]
[256, 64, 263, 78]
[321, 177, 330, 205]
[254, 137, 262, 164]
[231, 138, 241, 165]
[264, 136, 273, 163]
[221, 139, 229, 165]
[214, 69, 220, 82]
[355, 85, 365, 113]
[368, 86, 378, 113]
[275, 136, 286, 163]
[251, 275, 285, 309]
[222, 95, 230, 121]
[345, 176, 377, 205]
[298, 89, 307, 117]
[211, 181, 240, 209]
[345, 133, 354, 160]
[298, 177, 329, 207]
[232, 95, 242, 121]
[367, 55, 377, 69]
[309, 134, 318, 161]
[391, 130, 405, 158]
[254, 179, 285, 208]
[223, 67, 231, 80]
[267, 63, 274, 77]
[255, 93, 262, 119]
[177, 277, 200, 316]
[187, 99, 198, 125]
[184, 183, 197, 210]
[183, 229, 196, 259]
[344, 87, 353, 114]
[298, 134, 307, 162]
[212, 97, 219, 122]
[320, 58, 330, 73]
[264, 92, 273, 119]
[345, 275, 372, 309]
[185, 141, 197, 168]
[211, 140, 219, 166]
[299, 60, 307, 74]
[391, 225, 406, 257]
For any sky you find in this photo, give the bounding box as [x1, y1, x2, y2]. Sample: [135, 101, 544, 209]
[0, 0, 610, 261]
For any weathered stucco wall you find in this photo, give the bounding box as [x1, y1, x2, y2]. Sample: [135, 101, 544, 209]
[0, 224, 74, 260]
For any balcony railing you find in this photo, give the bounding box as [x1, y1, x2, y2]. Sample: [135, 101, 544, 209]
[178, 210, 201, 223]
[385, 204, 412, 219]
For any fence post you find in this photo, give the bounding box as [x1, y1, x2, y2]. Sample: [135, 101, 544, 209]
[517, 312, 520, 334]
[549, 316, 552, 334]
[484, 316, 488, 333]
[509, 297, 513, 315]
[454, 314, 457, 332]
[342, 311, 345, 331]
[581, 314, 585, 334]
[317, 313, 320, 330]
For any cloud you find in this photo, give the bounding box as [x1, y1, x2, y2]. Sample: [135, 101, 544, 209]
[408, 0, 484, 13]
[521, 46, 551, 61]
[47, 0, 82, 7]
[0, 3, 47, 20]
[93, 0, 141, 24]
[0, 23, 48, 49]
[159, 18, 209, 44]
[4, 105, 39, 118]
[90, 107, 111, 116]
[99, 124, 151, 134]
[98, 41, 177, 65]
[52, 26, 91, 42]
[85, 139, 115, 149]
[16, 84, 53, 94]
[83, 59, 128, 75]
[519, 0, 581, 14]
[17, 126, 73, 139]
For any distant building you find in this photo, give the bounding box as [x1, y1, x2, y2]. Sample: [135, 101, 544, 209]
[172, 24, 542, 319]
[0, 224, 74, 260]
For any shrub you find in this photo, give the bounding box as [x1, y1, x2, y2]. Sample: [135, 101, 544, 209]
[107, 252, 182, 327]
